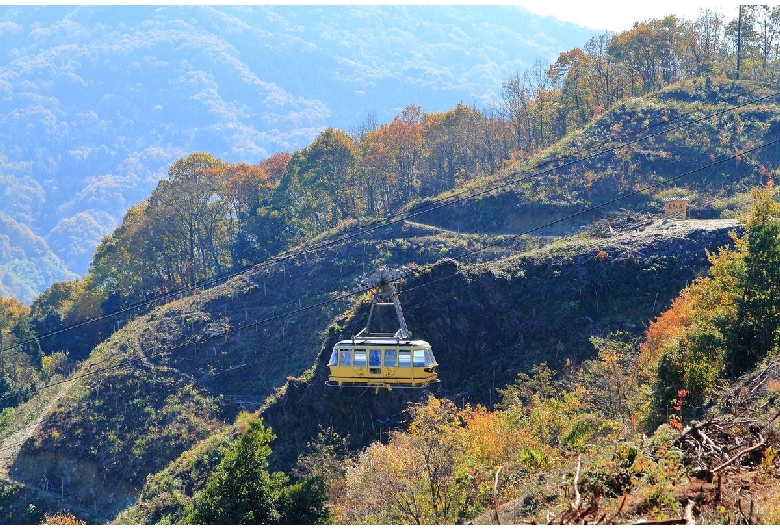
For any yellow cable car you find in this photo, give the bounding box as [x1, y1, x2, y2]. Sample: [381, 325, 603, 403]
[327, 267, 439, 391]
[327, 337, 438, 390]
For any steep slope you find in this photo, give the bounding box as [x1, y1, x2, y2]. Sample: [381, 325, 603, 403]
[7, 77, 779, 523]
[3, 220, 489, 522]
[261, 218, 739, 463]
[0, 380, 75, 482]
[116, 216, 739, 524]
[413, 79, 780, 236]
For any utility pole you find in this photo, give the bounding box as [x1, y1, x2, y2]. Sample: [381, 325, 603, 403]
[737, 5, 743, 80]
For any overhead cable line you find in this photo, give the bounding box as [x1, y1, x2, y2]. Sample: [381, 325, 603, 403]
[19, 133, 780, 401]
[4, 88, 780, 359]
[403, 134, 780, 287]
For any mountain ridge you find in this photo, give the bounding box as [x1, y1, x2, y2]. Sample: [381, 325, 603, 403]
[0, 5, 597, 298]
[1, 5, 779, 516]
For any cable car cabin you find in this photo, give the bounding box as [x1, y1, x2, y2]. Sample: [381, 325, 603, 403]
[326, 266, 439, 391]
[327, 335, 438, 390]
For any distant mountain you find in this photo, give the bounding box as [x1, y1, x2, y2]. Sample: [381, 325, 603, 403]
[0, 5, 597, 302]
[0, 212, 76, 303]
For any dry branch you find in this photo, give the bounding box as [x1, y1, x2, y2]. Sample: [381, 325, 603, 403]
[711, 433, 765, 473]
[675, 418, 769, 478]
[633, 498, 696, 525]
[492, 466, 502, 525]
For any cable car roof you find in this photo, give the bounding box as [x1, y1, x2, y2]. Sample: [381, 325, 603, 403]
[334, 337, 430, 347]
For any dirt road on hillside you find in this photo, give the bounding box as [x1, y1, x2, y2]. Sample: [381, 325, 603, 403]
[0, 379, 75, 482]
[585, 216, 740, 255]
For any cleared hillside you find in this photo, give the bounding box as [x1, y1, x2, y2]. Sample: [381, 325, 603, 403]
[1, 219, 488, 520]
[414, 79, 780, 236]
[106, 215, 740, 524]
[5, 78, 780, 523]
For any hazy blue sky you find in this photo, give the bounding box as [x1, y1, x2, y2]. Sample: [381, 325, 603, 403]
[488, 1, 741, 32]
[194, 2, 748, 33]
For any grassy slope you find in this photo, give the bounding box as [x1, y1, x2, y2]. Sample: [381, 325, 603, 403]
[5, 78, 780, 523]
[7, 221, 491, 522]
[115, 217, 738, 524]
[413, 78, 780, 235]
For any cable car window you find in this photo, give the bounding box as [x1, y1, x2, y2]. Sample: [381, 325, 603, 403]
[329, 348, 338, 366]
[413, 349, 426, 367]
[354, 349, 367, 367]
[399, 349, 411, 367]
[339, 349, 351, 366]
[369, 349, 381, 366]
[425, 348, 437, 364]
[384, 349, 397, 367]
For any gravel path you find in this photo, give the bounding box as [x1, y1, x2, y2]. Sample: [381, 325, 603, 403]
[0, 379, 75, 482]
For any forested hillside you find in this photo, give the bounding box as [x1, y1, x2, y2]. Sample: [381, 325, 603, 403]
[0, 5, 595, 302]
[3, 5, 780, 525]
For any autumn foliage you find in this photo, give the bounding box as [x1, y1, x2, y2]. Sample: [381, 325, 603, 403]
[41, 512, 86, 525]
[642, 182, 780, 426]
[329, 367, 632, 525]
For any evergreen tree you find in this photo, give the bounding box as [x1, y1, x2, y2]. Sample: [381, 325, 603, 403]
[182, 419, 330, 524]
[729, 180, 780, 375]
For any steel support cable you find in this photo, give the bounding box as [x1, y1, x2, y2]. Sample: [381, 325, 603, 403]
[23, 287, 366, 399]
[3, 89, 780, 359]
[19, 134, 780, 401]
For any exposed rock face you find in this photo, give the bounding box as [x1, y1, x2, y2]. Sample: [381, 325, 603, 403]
[261, 217, 740, 472]
[4, 215, 742, 524]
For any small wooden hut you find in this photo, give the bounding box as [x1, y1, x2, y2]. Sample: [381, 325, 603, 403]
[662, 196, 690, 219]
